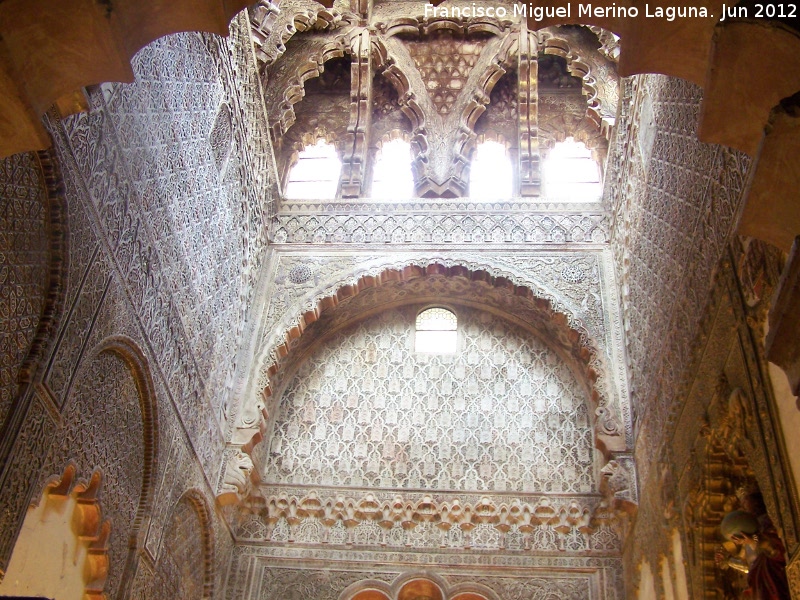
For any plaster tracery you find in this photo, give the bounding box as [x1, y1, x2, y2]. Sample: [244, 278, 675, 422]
[0, 150, 66, 427]
[241, 254, 632, 458]
[0, 4, 798, 600]
[265, 305, 597, 493]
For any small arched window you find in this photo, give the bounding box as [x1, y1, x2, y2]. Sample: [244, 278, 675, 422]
[469, 140, 513, 199]
[542, 138, 602, 201]
[371, 138, 414, 200]
[415, 307, 457, 354]
[285, 139, 341, 199]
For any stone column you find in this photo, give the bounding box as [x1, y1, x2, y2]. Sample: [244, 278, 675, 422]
[340, 29, 373, 197]
[518, 25, 541, 196]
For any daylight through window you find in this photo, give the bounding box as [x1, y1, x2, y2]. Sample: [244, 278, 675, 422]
[542, 138, 602, 201]
[285, 139, 342, 200]
[371, 138, 414, 200]
[469, 141, 513, 199]
[415, 307, 458, 354]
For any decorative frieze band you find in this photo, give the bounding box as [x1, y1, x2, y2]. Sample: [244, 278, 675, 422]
[271, 212, 609, 245]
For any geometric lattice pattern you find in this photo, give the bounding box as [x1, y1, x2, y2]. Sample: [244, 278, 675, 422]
[608, 75, 752, 462]
[0, 152, 48, 425]
[402, 34, 489, 116]
[265, 305, 595, 493]
[111, 34, 244, 422]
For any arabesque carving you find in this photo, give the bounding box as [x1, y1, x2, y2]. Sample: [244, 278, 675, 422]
[0, 149, 67, 428]
[265, 34, 353, 140]
[36, 337, 158, 598]
[539, 26, 619, 134]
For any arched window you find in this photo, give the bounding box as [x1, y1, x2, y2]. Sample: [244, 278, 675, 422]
[371, 138, 414, 200]
[285, 139, 341, 199]
[542, 138, 602, 201]
[469, 140, 513, 199]
[415, 307, 457, 353]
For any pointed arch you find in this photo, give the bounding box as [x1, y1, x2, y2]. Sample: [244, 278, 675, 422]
[59, 334, 160, 598]
[91, 335, 159, 545]
[171, 489, 216, 600]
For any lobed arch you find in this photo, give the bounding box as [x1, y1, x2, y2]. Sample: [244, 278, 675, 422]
[340, 572, 500, 600]
[89, 335, 159, 549]
[467, 133, 516, 198]
[367, 130, 415, 197]
[421, 0, 800, 156]
[251, 1, 352, 68]
[373, 128, 413, 151]
[370, 36, 425, 150]
[9, 334, 160, 596]
[280, 126, 345, 188]
[239, 259, 631, 460]
[372, 27, 517, 197]
[62, 335, 160, 598]
[538, 26, 620, 133]
[0, 464, 112, 600]
[371, 35, 426, 145]
[4, 0, 799, 209]
[447, 31, 518, 193]
[538, 118, 610, 180]
[265, 34, 354, 140]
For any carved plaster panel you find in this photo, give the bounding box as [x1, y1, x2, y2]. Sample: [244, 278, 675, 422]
[0, 153, 51, 423]
[539, 26, 619, 132]
[248, 250, 629, 443]
[236, 249, 632, 472]
[608, 74, 753, 443]
[264, 305, 597, 493]
[132, 491, 216, 600]
[46, 16, 273, 478]
[251, 0, 351, 69]
[0, 392, 56, 575]
[272, 210, 609, 245]
[41, 349, 145, 598]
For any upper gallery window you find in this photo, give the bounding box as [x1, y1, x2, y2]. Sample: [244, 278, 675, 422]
[542, 138, 602, 201]
[469, 140, 513, 199]
[371, 138, 414, 200]
[285, 139, 342, 199]
[415, 307, 458, 354]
